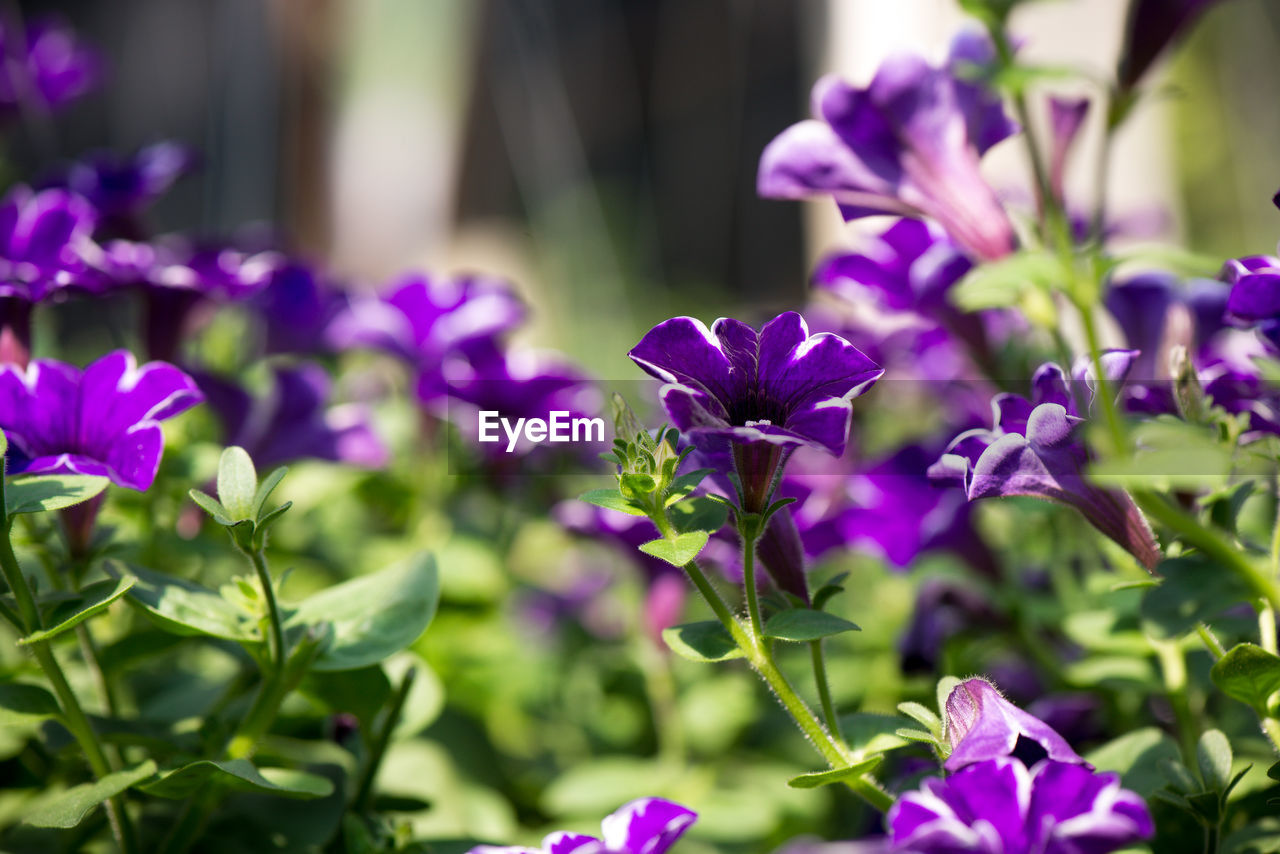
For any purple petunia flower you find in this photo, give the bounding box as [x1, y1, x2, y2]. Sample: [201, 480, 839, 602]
[899, 581, 1001, 673]
[193, 362, 386, 471]
[630, 312, 881, 513]
[928, 352, 1161, 568]
[757, 33, 1017, 261]
[1222, 248, 1280, 351]
[0, 349, 202, 490]
[942, 678, 1084, 772]
[0, 16, 101, 118]
[329, 270, 525, 366]
[247, 260, 352, 355]
[0, 185, 99, 366]
[888, 757, 1153, 853]
[43, 142, 197, 227]
[1046, 96, 1089, 205]
[470, 797, 696, 854]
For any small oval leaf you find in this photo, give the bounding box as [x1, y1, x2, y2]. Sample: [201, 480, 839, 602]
[20, 577, 136, 646]
[764, 609, 860, 642]
[25, 760, 157, 828]
[787, 757, 882, 789]
[638, 531, 709, 567]
[662, 621, 742, 663]
[6, 475, 109, 515]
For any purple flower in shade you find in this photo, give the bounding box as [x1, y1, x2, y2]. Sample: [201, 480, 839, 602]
[193, 363, 386, 471]
[95, 238, 280, 361]
[0, 185, 99, 366]
[0, 349, 202, 490]
[470, 797, 696, 854]
[1119, 0, 1232, 90]
[1222, 248, 1280, 351]
[942, 678, 1084, 772]
[783, 443, 997, 577]
[1046, 96, 1089, 205]
[888, 757, 1153, 854]
[0, 16, 100, 117]
[43, 142, 197, 228]
[629, 312, 882, 514]
[898, 580, 1001, 673]
[328, 270, 525, 366]
[928, 352, 1162, 569]
[249, 260, 352, 355]
[757, 33, 1017, 261]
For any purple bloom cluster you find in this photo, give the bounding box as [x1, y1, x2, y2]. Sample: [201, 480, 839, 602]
[0, 16, 100, 118]
[1223, 248, 1280, 351]
[0, 350, 202, 490]
[758, 33, 1016, 261]
[471, 797, 696, 854]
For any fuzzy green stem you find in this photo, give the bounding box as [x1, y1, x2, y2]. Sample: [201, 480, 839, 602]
[353, 667, 416, 812]
[810, 640, 842, 740]
[242, 547, 287, 672]
[741, 531, 765, 645]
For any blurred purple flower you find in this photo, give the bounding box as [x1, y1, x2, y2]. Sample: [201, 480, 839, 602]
[1047, 96, 1089, 204]
[0, 349, 202, 490]
[898, 580, 1000, 673]
[0, 16, 100, 117]
[630, 312, 881, 513]
[1119, 0, 1233, 90]
[249, 259, 352, 355]
[0, 185, 99, 365]
[758, 33, 1016, 260]
[194, 362, 386, 470]
[929, 353, 1161, 568]
[888, 757, 1152, 853]
[43, 142, 197, 227]
[329, 271, 524, 364]
[942, 677, 1084, 771]
[470, 797, 696, 854]
[1223, 249, 1280, 351]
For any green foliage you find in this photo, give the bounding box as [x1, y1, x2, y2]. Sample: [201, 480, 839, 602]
[763, 608, 860, 642]
[1212, 644, 1280, 710]
[662, 621, 743, 663]
[19, 576, 135, 645]
[25, 761, 158, 828]
[786, 757, 882, 789]
[139, 759, 333, 800]
[5, 474, 109, 515]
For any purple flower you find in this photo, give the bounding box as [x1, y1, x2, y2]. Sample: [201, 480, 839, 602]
[757, 33, 1017, 260]
[1119, 0, 1232, 90]
[888, 757, 1153, 853]
[928, 353, 1161, 569]
[470, 797, 696, 854]
[193, 363, 386, 470]
[249, 260, 352, 355]
[942, 678, 1084, 772]
[1047, 96, 1089, 204]
[0, 16, 101, 117]
[898, 580, 1000, 673]
[44, 142, 196, 225]
[629, 312, 881, 512]
[0, 349, 202, 490]
[0, 185, 99, 366]
[329, 271, 525, 365]
[1223, 249, 1280, 351]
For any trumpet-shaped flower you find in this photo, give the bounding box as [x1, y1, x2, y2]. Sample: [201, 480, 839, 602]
[758, 33, 1016, 260]
[0, 349, 202, 490]
[471, 797, 696, 854]
[629, 312, 881, 512]
[1223, 250, 1280, 351]
[888, 757, 1153, 854]
[942, 678, 1084, 772]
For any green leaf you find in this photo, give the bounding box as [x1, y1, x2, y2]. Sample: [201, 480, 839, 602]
[20, 576, 135, 645]
[668, 496, 728, 535]
[25, 760, 157, 828]
[252, 466, 289, 521]
[0, 682, 59, 725]
[786, 757, 882, 789]
[666, 468, 713, 501]
[301, 666, 391, 731]
[898, 701, 942, 736]
[1141, 555, 1253, 639]
[949, 250, 1063, 318]
[638, 531, 709, 567]
[118, 563, 258, 642]
[578, 488, 646, 516]
[287, 554, 439, 671]
[1197, 729, 1233, 791]
[763, 608, 860, 642]
[1085, 728, 1180, 797]
[188, 489, 233, 525]
[0, 428, 7, 458]
[661, 621, 742, 663]
[5, 474, 109, 515]
[839, 713, 910, 757]
[138, 759, 332, 800]
[217, 446, 258, 521]
[1090, 417, 1238, 491]
[1211, 643, 1280, 709]
[895, 727, 937, 743]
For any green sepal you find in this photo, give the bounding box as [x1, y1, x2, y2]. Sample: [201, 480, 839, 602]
[786, 756, 882, 789]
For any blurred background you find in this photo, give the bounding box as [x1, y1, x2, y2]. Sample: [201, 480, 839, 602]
[13, 0, 1280, 383]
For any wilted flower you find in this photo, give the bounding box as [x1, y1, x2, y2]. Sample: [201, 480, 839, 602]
[470, 797, 696, 854]
[629, 312, 881, 513]
[0, 349, 202, 490]
[929, 352, 1161, 568]
[0, 16, 100, 117]
[888, 757, 1153, 853]
[942, 677, 1084, 771]
[194, 362, 386, 470]
[758, 33, 1016, 260]
[1118, 0, 1232, 90]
